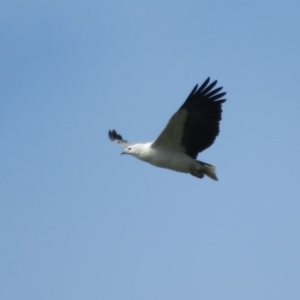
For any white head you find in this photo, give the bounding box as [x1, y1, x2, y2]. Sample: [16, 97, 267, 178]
[121, 142, 152, 162]
[121, 144, 142, 157]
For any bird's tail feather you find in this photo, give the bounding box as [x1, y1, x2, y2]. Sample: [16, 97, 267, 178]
[197, 161, 218, 181]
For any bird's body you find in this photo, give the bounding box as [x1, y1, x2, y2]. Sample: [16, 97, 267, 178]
[131, 143, 194, 172]
[147, 149, 194, 173]
[108, 77, 226, 180]
[126, 143, 213, 178]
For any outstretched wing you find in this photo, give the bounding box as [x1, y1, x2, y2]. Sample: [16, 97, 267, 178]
[108, 129, 132, 147]
[152, 77, 226, 159]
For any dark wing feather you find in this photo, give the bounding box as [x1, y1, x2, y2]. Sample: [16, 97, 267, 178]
[180, 77, 226, 158]
[108, 129, 131, 147]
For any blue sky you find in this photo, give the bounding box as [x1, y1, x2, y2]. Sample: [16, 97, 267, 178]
[1, 1, 300, 299]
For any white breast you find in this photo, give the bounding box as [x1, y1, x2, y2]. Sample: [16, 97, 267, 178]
[138, 146, 195, 173]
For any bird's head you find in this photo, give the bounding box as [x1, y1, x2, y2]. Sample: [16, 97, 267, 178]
[121, 145, 140, 157]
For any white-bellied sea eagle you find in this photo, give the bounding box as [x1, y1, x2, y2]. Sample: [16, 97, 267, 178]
[108, 77, 226, 180]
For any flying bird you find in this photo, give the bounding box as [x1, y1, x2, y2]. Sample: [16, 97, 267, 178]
[108, 77, 226, 180]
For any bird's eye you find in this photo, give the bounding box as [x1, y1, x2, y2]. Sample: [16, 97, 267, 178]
[128, 148, 131, 151]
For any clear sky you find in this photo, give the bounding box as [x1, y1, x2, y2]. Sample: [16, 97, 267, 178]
[1, 1, 300, 299]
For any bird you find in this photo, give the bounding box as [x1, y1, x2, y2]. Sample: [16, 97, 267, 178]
[108, 77, 226, 180]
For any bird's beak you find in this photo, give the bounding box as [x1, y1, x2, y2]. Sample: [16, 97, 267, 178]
[121, 151, 125, 155]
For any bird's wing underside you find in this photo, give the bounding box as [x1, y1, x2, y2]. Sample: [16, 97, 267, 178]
[152, 77, 226, 158]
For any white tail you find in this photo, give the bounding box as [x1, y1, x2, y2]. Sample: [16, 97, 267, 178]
[198, 161, 218, 181]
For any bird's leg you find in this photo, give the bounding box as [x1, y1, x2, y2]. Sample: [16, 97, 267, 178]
[190, 170, 204, 179]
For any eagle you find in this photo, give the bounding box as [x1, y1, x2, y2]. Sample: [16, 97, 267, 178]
[108, 77, 226, 180]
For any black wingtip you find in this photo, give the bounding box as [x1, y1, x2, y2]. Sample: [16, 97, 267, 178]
[181, 77, 226, 109]
[188, 84, 199, 98]
[200, 80, 218, 95]
[108, 129, 119, 141]
[108, 130, 113, 141]
[197, 77, 211, 93]
[108, 129, 128, 144]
